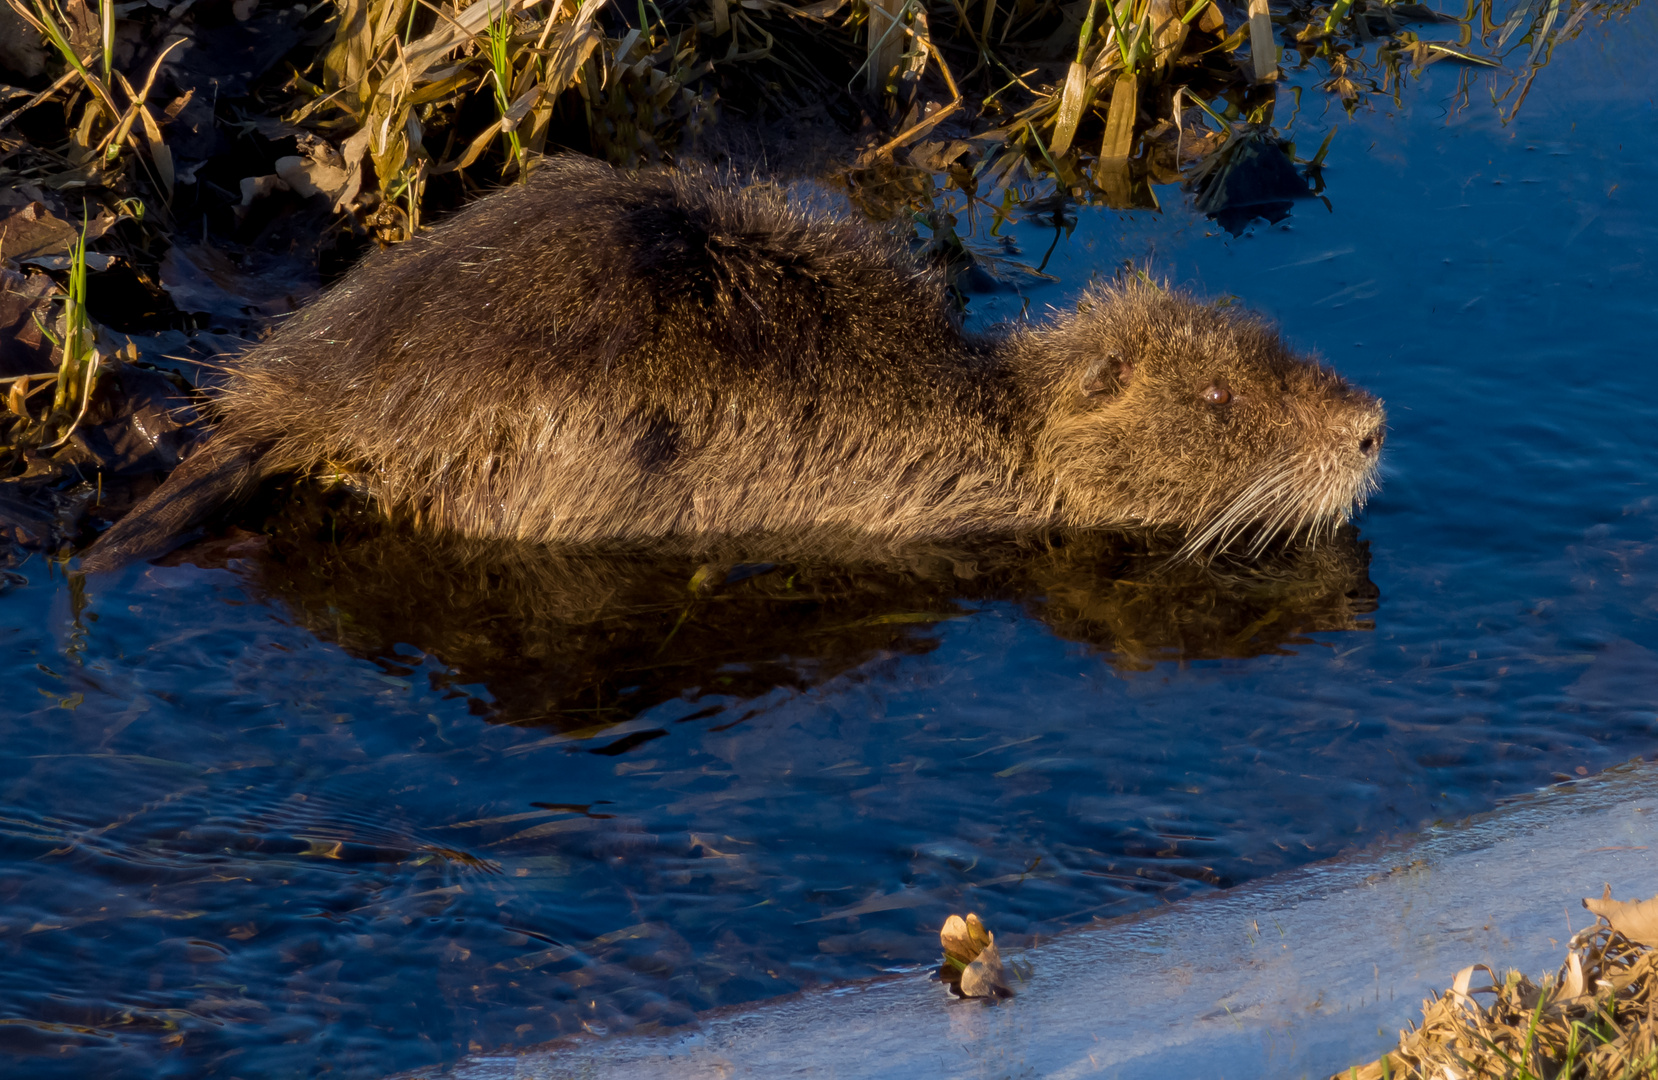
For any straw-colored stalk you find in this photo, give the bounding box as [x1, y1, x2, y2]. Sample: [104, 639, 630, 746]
[1047, 0, 1097, 156]
[307, 0, 607, 214]
[98, 0, 112, 84]
[865, 0, 902, 93]
[1246, 0, 1275, 81]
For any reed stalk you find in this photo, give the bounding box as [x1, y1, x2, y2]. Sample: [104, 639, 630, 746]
[487, 2, 526, 175]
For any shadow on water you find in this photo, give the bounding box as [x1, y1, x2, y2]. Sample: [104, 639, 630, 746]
[183, 489, 1379, 729]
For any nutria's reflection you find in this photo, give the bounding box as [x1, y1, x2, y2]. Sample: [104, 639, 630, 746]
[172, 490, 1377, 726]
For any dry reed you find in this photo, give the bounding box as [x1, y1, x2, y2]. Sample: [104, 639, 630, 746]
[1341, 901, 1658, 1080]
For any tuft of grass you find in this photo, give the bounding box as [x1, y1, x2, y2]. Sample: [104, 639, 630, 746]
[485, 1, 526, 177]
[23, 217, 104, 453]
[1340, 921, 1658, 1079]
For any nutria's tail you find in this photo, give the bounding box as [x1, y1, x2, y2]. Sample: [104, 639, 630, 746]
[78, 435, 273, 574]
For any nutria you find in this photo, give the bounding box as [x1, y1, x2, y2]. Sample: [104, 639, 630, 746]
[78, 156, 1384, 572]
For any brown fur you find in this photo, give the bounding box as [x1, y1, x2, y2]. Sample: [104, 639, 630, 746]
[80, 156, 1384, 572]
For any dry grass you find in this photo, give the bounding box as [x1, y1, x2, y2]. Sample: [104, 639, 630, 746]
[1341, 918, 1658, 1080]
[1, 0, 1632, 235]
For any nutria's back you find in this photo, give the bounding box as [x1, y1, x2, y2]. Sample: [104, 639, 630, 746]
[220, 156, 1039, 543]
[81, 157, 1385, 572]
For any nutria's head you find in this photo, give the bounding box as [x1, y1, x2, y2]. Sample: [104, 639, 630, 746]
[1023, 280, 1385, 554]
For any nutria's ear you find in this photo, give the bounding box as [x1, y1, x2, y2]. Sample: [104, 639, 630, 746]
[1081, 354, 1133, 397]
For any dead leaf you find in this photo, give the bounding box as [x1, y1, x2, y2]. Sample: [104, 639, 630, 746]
[0, 266, 57, 377]
[1583, 885, 1658, 946]
[1559, 951, 1586, 1000]
[0, 200, 124, 267]
[50, 365, 203, 477]
[7, 377, 29, 418]
[0, 202, 77, 263]
[273, 154, 351, 203]
[1447, 963, 1495, 1010]
[940, 912, 1014, 997]
[804, 887, 934, 923]
[239, 174, 288, 209]
[959, 934, 1012, 998]
[158, 241, 319, 320]
[940, 911, 991, 964]
[19, 253, 118, 272]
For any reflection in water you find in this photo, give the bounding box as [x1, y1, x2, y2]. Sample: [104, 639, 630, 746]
[844, 0, 1649, 252]
[192, 489, 1377, 728]
[1284, 0, 1648, 123]
[0, 497, 1384, 1079]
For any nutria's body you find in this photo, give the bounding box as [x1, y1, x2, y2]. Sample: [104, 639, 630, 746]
[81, 157, 1384, 571]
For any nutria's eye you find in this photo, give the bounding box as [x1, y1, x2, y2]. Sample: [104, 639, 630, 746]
[1202, 383, 1231, 405]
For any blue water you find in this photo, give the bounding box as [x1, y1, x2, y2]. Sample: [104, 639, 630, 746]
[3, 12, 1656, 1078]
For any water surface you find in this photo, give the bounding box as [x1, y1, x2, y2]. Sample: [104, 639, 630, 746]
[3, 14, 1657, 1078]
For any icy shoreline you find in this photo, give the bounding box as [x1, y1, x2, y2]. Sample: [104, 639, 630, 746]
[400, 761, 1658, 1080]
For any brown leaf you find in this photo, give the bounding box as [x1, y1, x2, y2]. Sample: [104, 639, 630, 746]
[959, 934, 1012, 998]
[273, 154, 351, 203]
[805, 888, 933, 924]
[7, 377, 29, 418]
[50, 365, 202, 477]
[158, 242, 319, 320]
[1559, 951, 1586, 1000]
[0, 202, 77, 263]
[940, 911, 991, 964]
[0, 266, 57, 377]
[1583, 885, 1658, 947]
